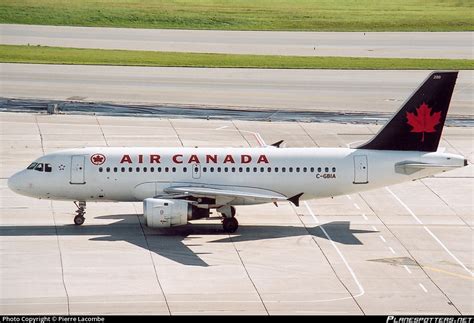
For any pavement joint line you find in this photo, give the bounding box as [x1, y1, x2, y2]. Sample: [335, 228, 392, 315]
[230, 120, 251, 147]
[133, 203, 171, 315]
[419, 179, 472, 230]
[168, 119, 184, 147]
[403, 265, 412, 274]
[228, 234, 269, 315]
[50, 201, 71, 315]
[385, 187, 474, 277]
[34, 115, 45, 155]
[388, 247, 396, 255]
[95, 115, 109, 147]
[358, 191, 462, 314]
[297, 121, 320, 148]
[419, 283, 428, 293]
[289, 204, 365, 311]
[379, 235, 386, 243]
[303, 202, 365, 300]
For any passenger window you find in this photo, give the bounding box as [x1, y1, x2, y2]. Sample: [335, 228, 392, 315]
[106, 167, 111, 172]
[282, 167, 286, 173]
[172, 167, 176, 172]
[224, 167, 228, 172]
[303, 167, 307, 172]
[239, 167, 243, 172]
[275, 167, 278, 173]
[129, 167, 133, 172]
[267, 167, 271, 172]
[332, 167, 336, 172]
[203, 167, 207, 173]
[318, 167, 321, 172]
[113, 167, 118, 172]
[121, 167, 125, 172]
[136, 167, 140, 172]
[296, 167, 300, 173]
[150, 167, 154, 172]
[253, 167, 257, 172]
[310, 167, 314, 172]
[99, 167, 103, 172]
[232, 167, 236, 173]
[289, 167, 293, 173]
[45, 164, 52, 173]
[158, 167, 162, 172]
[260, 167, 264, 172]
[210, 167, 214, 172]
[183, 167, 187, 172]
[27, 163, 37, 170]
[165, 167, 169, 172]
[143, 167, 147, 172]
[34, 163, 44, 172]
[217, 167, 221, 172]
[325, 167, 329, 172]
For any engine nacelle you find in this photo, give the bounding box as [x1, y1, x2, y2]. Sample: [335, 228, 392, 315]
[143, 198, 191, 228]
[143, 198, 211, 228]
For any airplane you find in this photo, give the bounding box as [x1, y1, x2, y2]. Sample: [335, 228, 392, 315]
[7, 71, 467, 233]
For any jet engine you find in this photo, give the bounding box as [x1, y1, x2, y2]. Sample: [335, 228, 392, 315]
[143, 198, 209, 228]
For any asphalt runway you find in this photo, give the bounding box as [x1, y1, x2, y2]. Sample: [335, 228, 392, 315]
[1, 24, 472, 59]
[1, 64, 473, 117]
[0, 112, 472, 314]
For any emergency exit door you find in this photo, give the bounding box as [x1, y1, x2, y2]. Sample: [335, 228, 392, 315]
[70, 155, 86, 184]
[353, 155, 368, 184]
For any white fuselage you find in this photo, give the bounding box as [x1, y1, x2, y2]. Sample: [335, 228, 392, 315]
[8, 146, 465, 204]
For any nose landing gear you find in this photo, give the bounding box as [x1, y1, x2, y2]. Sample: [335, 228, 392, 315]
[73, 201, 86, 225]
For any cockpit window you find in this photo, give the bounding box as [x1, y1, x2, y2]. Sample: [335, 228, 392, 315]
[45, 164, 52, 172]
[34, 163, 44, 172]
[27, 162, 37, 170]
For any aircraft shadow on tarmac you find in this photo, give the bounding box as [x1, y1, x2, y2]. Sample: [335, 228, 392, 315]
[0, 214, 375, 267]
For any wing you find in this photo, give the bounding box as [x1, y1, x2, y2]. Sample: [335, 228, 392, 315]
[157, 185, 303, 206]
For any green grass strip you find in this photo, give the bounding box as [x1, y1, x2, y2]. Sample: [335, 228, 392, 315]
[1, 0, 473, 31]
[1, 45, 472, 70]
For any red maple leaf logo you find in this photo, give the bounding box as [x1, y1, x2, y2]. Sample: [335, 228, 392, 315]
[90, 154, 106, 165]
[406, 103, 441, 142]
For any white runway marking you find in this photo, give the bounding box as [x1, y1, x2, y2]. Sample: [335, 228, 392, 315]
[419, 283, 428, 293]
[379, 235, 386, 243]
[371, 226, 378, 232]
[304, 201, 319, 224]
[361, 213, 368, 221]
[353, 203, 361, 210]
[346, 195, 352, 200]
[386, 187, 473, 277]
[215, 125, 229, 130]
[305, 203, 365, 299]
[404, 265, 412, 274]
[388, 247, 396, 255]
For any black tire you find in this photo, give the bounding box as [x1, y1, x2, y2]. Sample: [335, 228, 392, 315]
[223, 217, 238, 233]
[74, 215, 85, 225]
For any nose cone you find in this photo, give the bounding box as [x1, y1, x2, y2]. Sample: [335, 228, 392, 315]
[8, 171, 29, 195]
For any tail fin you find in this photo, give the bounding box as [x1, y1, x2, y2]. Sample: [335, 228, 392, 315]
[358, 71, 458, 152]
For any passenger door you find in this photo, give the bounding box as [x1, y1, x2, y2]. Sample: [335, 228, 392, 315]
[70, 155, 86, 184]
[353, 155, 368, 184]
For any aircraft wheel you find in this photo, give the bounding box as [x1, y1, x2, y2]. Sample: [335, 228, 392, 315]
[74, 215, 85, 226]
[223, 217, 238, 233]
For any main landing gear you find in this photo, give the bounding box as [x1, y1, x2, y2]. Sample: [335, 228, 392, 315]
[73, 201, 86, 225]
[218, 205, 238, 233]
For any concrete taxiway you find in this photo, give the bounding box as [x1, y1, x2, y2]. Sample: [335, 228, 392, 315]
[0, 112, 472, 315]
[1, 24, 473, 59]
[1, 64, 473, 117]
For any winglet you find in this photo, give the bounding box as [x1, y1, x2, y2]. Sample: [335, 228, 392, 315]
[270, 140, 284, 148]
[288, 193, 304, 207]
